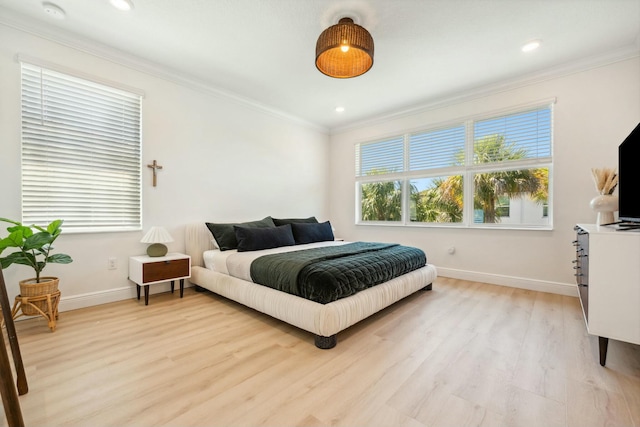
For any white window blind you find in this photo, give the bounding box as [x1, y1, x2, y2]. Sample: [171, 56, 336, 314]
[21, 62, 142, 232]
[474, 107, 551, 164]
[356, 137, 404, 177]
[409, 125, 466, 171]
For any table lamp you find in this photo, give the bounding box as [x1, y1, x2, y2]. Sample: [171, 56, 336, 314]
[141, 226, 173, 257]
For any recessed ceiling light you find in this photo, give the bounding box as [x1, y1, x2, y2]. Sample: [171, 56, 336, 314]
[335, 106, 345, 113]
[110, 0, 134, 11]
[42, 2, 65, 20]
[522, 40, 542, 53]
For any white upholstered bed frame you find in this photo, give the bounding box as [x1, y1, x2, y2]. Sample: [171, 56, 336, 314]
[185, 223, 438, 348]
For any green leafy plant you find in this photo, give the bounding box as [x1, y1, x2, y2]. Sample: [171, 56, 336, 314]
[0, 218, 73, 283]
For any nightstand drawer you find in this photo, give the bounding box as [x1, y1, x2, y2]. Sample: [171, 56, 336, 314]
[142, 258, 189, 283]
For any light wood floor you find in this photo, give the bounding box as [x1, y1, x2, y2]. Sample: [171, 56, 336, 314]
[2, 277, 640, 427]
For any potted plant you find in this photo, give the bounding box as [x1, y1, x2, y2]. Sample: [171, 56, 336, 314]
[0, 218, 73, 316]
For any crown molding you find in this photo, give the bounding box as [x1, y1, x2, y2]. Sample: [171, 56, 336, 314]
[331, 45, 640, 135]
[0, 9, 329, 135]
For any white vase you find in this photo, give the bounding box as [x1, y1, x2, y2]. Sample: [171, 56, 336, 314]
[590, 194, 619, 225]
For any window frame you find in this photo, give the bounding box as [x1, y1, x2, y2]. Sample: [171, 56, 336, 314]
[20, 57, 144, 234]
[355, 101, 554, 230]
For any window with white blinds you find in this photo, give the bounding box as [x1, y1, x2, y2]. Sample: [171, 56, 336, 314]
[356, 136, 404, 177]
[21, 62, 142, 232]
[409, 125, 465, 171]
[355, 103, 553, 228]
[474, 107, 551, 164]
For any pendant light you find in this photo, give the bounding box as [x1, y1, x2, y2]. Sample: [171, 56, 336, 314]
[315, 17, 374, 79]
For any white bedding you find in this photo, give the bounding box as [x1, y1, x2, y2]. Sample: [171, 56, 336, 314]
[203, 241, 348, 282]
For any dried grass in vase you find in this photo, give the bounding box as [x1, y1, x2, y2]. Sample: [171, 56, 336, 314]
[591, 167, 618, 195]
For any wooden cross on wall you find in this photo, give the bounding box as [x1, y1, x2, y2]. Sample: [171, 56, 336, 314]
[147, 160, 163, 187]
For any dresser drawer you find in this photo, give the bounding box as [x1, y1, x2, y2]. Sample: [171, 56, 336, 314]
[142, 258, 189, 283]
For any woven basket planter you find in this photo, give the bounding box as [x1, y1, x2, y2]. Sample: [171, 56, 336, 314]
[18, 277, 59, 316]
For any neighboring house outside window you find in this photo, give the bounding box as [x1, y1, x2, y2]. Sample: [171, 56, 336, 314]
[355, 104, 553, 229]
[493, 195, 511, 220]
[21, 60, 142, 233]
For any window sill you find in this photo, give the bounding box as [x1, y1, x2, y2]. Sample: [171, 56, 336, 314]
[355, 222, 553, 231]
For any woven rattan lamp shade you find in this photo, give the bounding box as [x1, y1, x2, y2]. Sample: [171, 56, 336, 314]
[315, 17, 374, 78]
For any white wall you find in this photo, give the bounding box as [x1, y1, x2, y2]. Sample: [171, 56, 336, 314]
[329, 57, 640, 295]
[0, 24, 330, 310]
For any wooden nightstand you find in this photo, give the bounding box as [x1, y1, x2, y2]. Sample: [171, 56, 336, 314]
[128, 253, 191, 305]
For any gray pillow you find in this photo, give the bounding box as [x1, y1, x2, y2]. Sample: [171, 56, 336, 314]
[291, 221, 334, 244]
[234, 224, 295, 252]
[206, 216, 275, 251]
[272, 217, 318, 226]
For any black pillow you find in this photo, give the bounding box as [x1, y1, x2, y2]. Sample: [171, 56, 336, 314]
[234, 224, 295, 252]
[206, 216, 275, 251]
[291, 221, 334, 244]
[272, 217, 318, 226]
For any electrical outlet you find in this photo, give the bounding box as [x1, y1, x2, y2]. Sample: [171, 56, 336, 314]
[107, 257, 117, 270]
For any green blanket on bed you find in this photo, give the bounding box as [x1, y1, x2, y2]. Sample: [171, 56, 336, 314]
[249, 242, 426, 304]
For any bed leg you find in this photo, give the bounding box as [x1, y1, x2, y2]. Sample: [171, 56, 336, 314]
[421, 283, 432, 291]
[194, 285, 206, 293]
[314, 334, 337, 349]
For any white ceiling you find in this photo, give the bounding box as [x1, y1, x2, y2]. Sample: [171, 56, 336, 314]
[1, 0, 639, 132]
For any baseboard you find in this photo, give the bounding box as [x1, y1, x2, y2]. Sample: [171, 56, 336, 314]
[436, 267, 577, 297]
[57, 286, 135, 312]
[58, 282, 193, 312]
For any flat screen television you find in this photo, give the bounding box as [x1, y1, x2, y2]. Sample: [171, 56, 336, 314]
[618, 122, 640, 223]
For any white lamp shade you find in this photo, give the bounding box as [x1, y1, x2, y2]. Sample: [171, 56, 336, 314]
[140, 226, 174, 244]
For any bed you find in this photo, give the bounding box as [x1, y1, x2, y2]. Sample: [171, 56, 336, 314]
[185, 221, 438, 348]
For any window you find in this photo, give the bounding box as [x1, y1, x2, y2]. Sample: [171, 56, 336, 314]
[355, 104, 553, 228]
[494, 196, 511, 219]
[361, 179, 403, 222]
[21, 61, 142, 232]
